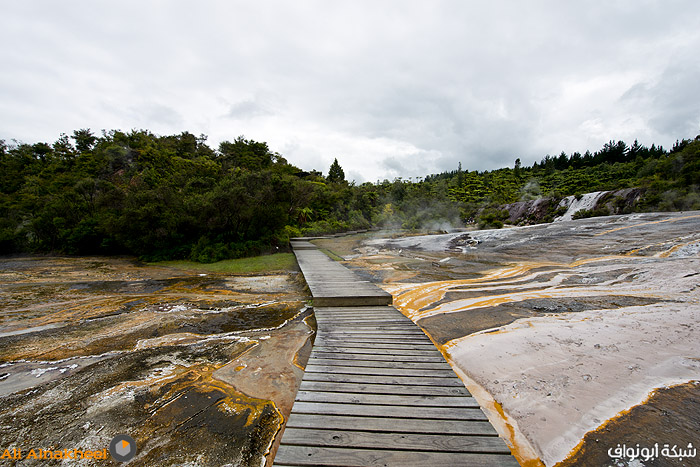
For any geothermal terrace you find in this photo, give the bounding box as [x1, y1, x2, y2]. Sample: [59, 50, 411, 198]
[306, 211, 700, 466]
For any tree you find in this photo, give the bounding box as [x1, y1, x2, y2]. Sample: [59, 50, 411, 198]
[328, 158, 345, 183]
[72, 129, 97, 153]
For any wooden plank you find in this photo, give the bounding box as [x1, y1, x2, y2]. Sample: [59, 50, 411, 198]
[315, 310, 402, 315]
[313, 340, 435, 348]
[290, 401, 488, 421]
[313, 296, 393, 307]
[315, 315, 407, 321]
[308, 358, 452, 370]
[315, 306, 399, 312]
[314, 310, 402, 315]
[311, 342, 439, 352]
[315, 310, 403, 314]
[313, 321, 418, 327]
[280, 428, 511, 453]
[313, 340, 436, 348]
[315, 320, 410, 324]
[317, 334, 428, 341]
[317, 328, 426, 335]
[315, 307, 400, 310]
[318, 332, 427, 338]
[317, 330, 427, 336]
[318, 333, 427, 339]
[314, 316, 411, 321]
[273, 445, 519, 466]
[309, 351, 446, 363]
[304, 365, 456, 377]
[317, 326, 423, 333]
[313, 341, 437, 349]
[284, 414, 499, 436]
[315, 321, 415, 327]
[315, 335, 432, 343]
[314, 311, 402, 315]
[298, 381, 471, 397]
[311, 346, 442, 356]
[301, 372, 466, 387]
[294, 391, 480, 408]
[314, 316, 410, 321]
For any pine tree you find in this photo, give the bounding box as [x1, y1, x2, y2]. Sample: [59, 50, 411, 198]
[328, 158, 345, 183]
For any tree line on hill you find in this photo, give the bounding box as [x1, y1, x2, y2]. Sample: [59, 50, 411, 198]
[1, 129, 698, 261]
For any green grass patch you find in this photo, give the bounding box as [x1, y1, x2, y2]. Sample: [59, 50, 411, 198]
[318, 248, 344, 261]
[151, 253, 298, 274]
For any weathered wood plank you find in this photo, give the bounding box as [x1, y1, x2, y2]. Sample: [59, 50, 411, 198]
[315, 316, 407, 322]
[318, 331, 427, 338]
[313, 342, 432, 350]
[309, 351, 446, 363]
[298, 381, 470, 396]
[300, 372, 466, 386]
[284, 414, 499, 436]
[313, 322, 419, 328]
[312, 341, 436, 349]
[315, 325, 423, 332]
[294, 391, 480, 408]
[315, 336, 433, 344]
[290, 401, 488, 420]
[312, 342, 438, 351]
[280, 428, 512, 453]
[311, 345, 442, 356]
[315, 317, 410, 322]
[314, 310, 405, 315]
[317, 330, 427, 336]
[313, 316, 413, 322]
[314, 309, 401, 314]
[314, 336, 434, 344]
[314, 309, 403, 315]
[314, 306, 399, 312]
[304, 364, 456, 377]
[314, 318, 412, 323]
[315, 323, 417, 328]
[308, 358, 452, 370]
[273, 445, 519, 466]
[314, 307, 399, 311]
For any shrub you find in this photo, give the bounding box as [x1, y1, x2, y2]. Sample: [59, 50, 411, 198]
[478, 208, 509, 229]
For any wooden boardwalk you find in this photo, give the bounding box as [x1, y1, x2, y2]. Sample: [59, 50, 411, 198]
[275, 241, 518, 466]
[290, 239, 392, 307]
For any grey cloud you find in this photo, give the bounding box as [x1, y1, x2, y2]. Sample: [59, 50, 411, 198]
[621, 63, 700, 138]
[133, 103, 184, 128]
[2, 0, 700, 181]
[227, 98, 274, 120]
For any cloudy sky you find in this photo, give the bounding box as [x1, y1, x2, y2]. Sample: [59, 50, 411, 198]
[2, 1, 699, 182]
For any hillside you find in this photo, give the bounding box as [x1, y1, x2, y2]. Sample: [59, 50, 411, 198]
[1, 130, 699, 261]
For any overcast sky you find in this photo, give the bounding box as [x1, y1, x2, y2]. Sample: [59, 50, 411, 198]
[2, 1, 699, 182]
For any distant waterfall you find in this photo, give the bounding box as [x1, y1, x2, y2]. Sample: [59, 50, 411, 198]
[554, 191, 608, 222]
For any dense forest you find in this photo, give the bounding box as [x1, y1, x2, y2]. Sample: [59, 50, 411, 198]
[1, 129, 699, 261]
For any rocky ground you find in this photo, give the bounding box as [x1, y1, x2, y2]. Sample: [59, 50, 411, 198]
[0, 257, 313, 466]
[321, 212, 700, 467]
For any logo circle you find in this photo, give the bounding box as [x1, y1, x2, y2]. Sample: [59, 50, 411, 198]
[109, 434, 137, 462]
